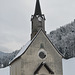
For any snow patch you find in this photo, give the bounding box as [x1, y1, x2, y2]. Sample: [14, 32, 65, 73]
[62, 58, 75, 75]
[0, 66, 10, 75]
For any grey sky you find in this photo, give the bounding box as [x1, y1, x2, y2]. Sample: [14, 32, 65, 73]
[0, 0, 75, 53]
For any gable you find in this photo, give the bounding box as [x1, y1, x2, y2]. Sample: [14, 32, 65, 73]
[10, 29, 62, 65]
[31, 29, 62, 58]
[20, 29, 63, 75]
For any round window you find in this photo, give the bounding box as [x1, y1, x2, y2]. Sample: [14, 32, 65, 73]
[39, 51, 46, 59]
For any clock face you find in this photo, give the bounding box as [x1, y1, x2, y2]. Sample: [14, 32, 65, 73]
[39, 52, 46, 59]
[38, 49, 47, 59]
[38, 17, 42, 21]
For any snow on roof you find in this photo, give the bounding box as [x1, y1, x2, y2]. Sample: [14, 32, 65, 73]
[9, 40, 31, 64]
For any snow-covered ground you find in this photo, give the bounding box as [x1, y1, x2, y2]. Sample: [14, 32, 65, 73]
[0, 66, 10, 75]
[0, 58, 75, 75]
[63, 58, 75, 75]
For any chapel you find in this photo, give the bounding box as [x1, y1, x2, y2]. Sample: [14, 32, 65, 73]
[10, 0, 63, 75]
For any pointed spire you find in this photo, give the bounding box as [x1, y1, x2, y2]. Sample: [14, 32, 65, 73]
[34, 0, 42, 16]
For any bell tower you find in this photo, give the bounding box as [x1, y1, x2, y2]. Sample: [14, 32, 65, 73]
[31, 0, 46, 39]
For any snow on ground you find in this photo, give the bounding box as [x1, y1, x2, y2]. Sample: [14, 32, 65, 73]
[0, 58, 75, 75]
[63, 58, 75, 75]
[0, 66, 10, 75]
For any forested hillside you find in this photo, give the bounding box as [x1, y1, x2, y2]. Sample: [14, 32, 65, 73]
[0, 50, 19, 68]
[48, 19, 75, 59]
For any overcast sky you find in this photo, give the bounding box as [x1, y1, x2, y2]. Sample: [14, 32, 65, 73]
[0, 0, 75, 53]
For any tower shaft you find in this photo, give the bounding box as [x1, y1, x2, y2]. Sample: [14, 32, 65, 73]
[31, 0, 46, 40]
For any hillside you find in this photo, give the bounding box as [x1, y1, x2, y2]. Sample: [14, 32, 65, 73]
[0, 50, 19, 68]
[48, 19, 75, 59]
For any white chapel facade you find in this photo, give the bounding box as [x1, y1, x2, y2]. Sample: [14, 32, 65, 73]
[10, 0, 63, 75]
